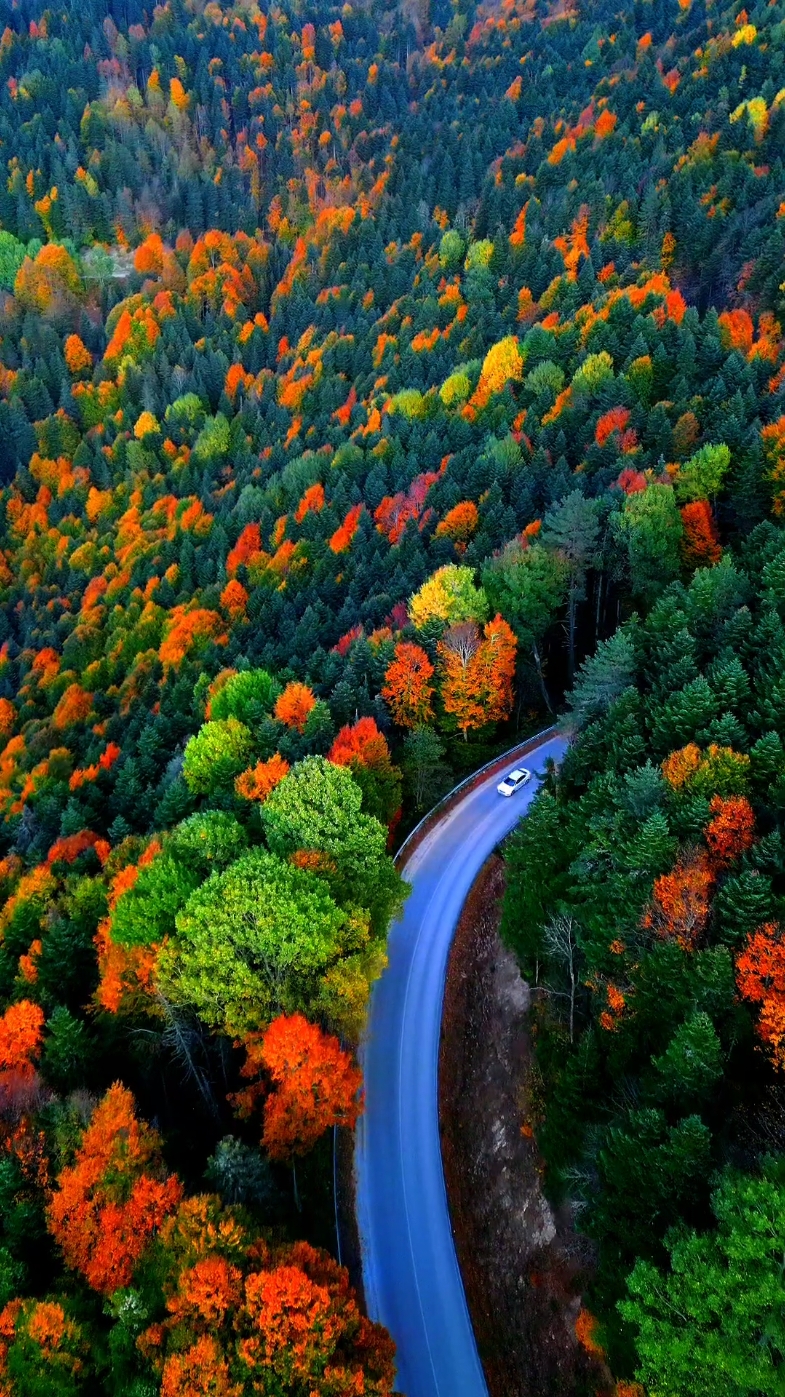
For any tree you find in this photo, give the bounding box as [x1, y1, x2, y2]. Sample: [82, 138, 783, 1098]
[484, 541, 568, 711]
[469, 614, 517, 726]
[47, 1084, 182, 1295]
[408, 565, 489, 630]
[156, 849, 356, 1035]
[621, 1162, 785, 1397]
[543, 915, 580, 1043]
[382, 643, 435, 728]
[0, 1000, 44, 1082]
[735, 922, 785, 1069]
[261, 757, 406, 935]
[327, 718, 402, 824]
[235, 754, 290, 802]
[274, 682, 317, 733]
[704, 795, 755, 868]
[613, 485, 683, 608]
[0, 231, 26, 291]
[438, 622, 485, 736]
[110, 850, 200, 947]
[651, 1012, 723, 1110]
[0, 1298, 88, 1397]
[643, 855, 714, 951]
[208, 668, 280, 724]
[437, 614, 517, 737]
[675, 443, 731, 503]
[568, 629, 637, 726]
[681, 500, 722, 568]
[51, 685, 93, 731]
[182, 719, 254, 794]
[541, 492, 600, 679]
[400, 727, 450, 813]
[233, 1013, 363, 1160]
[152, 1235, 395, 1397]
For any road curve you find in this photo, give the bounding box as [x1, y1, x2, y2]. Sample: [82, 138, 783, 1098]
[355, 732, 569, 1397]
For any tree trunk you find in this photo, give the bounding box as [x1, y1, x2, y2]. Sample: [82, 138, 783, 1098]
[292, 1159, 302, 1212]
[567, 583, 577, 682]
[531, 641, 554, 713]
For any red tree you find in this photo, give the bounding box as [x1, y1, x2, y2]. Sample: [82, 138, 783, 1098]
[681, 499, 722, 567]
[704, 795, 755, 867]
[233, 1014, 363, 1161]
[642, 854, 714, 950]
[381, 643, 435, 728]
[736, 923, 785, 1069]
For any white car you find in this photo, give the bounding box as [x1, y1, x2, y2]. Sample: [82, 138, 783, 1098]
[497, 768, 531, 797]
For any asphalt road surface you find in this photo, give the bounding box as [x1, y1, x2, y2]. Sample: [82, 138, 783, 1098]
[355, 732, 569, 1397]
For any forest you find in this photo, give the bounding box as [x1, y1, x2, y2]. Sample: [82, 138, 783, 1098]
[0, 0, 782, 1389]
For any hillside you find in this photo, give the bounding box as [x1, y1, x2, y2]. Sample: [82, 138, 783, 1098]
[0, 0, 783, 1390]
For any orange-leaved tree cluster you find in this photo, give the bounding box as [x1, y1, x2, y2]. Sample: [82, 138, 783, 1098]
[232, 1013, 363, 1161]
[48, 1083, 182, 1294]
[438, 615, 517, 737]
[381, 642, 435, 728]
[736, 922, 785, 1070]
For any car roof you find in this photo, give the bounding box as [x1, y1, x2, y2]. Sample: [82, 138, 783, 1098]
[507, 768, 528, 779]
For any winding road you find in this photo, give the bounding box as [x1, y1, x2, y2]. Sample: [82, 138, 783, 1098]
[355, 731, 569, 1397]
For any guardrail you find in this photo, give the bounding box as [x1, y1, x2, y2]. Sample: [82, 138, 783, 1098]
[394, 723, 560, 870]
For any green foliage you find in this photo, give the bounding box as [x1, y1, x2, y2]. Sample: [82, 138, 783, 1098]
[157, 847, 350, 1035]
[572, 351, 614, 395]
[167, 810, 248, 871]
[439, 230, 465, 268]
[208, 669, 280, 726]
[675, 443, 731, 503]
[110, 851, 201, 947]
[613, 485, 683, 606]
[182, 718, 254, 794]
[261, 757, 407, 934]
[651, 1012, 724, 1110]
[621, 1162, 785, 1397]
[192, 412, 231, 461]
[41, 1006, 94, 1093]
[0, 232, 27, 291]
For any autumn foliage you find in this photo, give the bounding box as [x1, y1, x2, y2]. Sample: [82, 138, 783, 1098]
[681, 499, 722, 567]
[235, 753, 290, 802]
[736, 923, 785, 1069]
[643, 854, 714, 950]
[274, 681, 316, 732]
[438, 615, 517, 735]
[0, 1000, 44, 1081]
[233, 1014, 363, 1161]
[382, 642, 435, 727]
[704, 795, 755, 867]
[48, 1084, 182, 1294]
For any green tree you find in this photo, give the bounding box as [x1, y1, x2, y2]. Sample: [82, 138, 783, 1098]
[541, 491, 600, 680]
[650, 1012, 723, 1110]
[621, 1161, 785, 1397]
[613, 484, 683, 607]
[0, 231, 27, 291]
[675, 443, 731, 503]
[110, 851, 201, 947]
[484, 540, 568, 710]
[182, 718, 254, 794]
[408, 564, 489, 631]
[400, 727, 451, 814]
[261, 757, 407, 934]
[167, 810, 248, 871]
[568, 629, 637, 726]
[157, 848, 351, 1035]
[208, 669, 280, 726]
